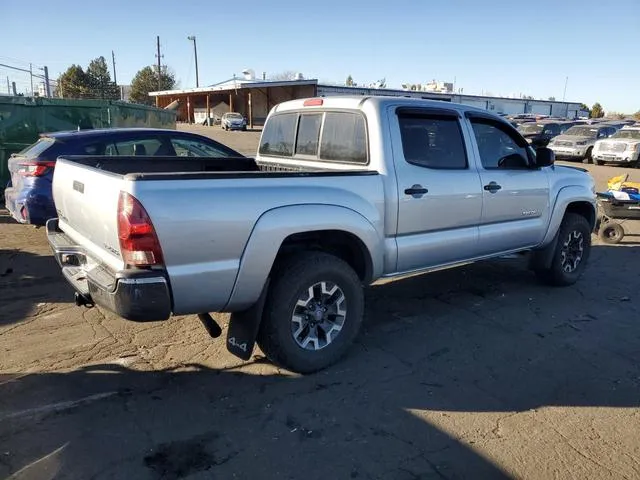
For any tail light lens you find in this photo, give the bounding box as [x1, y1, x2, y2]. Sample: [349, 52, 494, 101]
[117, 192, 164, 267]
[17, 160, 56, 177]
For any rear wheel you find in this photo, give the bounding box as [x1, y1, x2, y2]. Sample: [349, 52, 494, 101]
[535, 213, 592, 286]
[598, 222, 624, 244]
[257, 252, 364, 374]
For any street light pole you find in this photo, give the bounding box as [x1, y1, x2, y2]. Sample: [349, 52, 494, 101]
[187, 35, 199, 87]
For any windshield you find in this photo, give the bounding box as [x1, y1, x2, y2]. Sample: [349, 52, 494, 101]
[611, 130, 640, 140]
[15, 137, 56, 158]
[226, 113, 243, 119]
[564, 126, 598, 137]
[519, 124, 543, 134]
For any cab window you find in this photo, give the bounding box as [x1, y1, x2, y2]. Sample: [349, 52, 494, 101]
[398, 114, 467, 169]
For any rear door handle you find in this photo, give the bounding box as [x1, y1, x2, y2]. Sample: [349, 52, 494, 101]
[404, 184, 428, 197]
[483, 182, 502, 193]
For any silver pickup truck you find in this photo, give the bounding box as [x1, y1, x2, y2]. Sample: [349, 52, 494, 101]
[47, 96, 597, 373]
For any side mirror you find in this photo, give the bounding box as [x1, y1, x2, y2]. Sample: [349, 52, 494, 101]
[535, 147, 555, 167]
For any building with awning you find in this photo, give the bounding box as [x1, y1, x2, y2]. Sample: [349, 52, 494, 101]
[149, 77, 317, 127]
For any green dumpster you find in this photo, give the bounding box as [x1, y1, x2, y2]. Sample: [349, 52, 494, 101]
[0, 96, 176, 191]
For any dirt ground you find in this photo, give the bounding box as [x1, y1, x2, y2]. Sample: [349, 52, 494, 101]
[1, 127, 640, 480]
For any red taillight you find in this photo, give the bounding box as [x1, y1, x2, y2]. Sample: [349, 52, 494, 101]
[117, 192, 164, 267]
[17, 161, 56, 177]
[303, 98, 323, 107]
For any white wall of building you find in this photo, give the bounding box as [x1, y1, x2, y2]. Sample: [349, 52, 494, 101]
[317, 85, 582, 118]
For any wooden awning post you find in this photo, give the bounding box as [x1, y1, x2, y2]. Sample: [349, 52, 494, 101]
[248, 91, 253, 129]
[229, 93, 234, 112]
[206, 94, 211, 126]
[186, 96, 191, 124]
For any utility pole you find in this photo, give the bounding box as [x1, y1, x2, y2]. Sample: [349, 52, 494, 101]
[156, 36, 162, 91]
[562, 76, 568, 102]
[111, 50, 117, 85]
[187, 35, 199, 87]
[44, 66, 51, 97]
[6, 76, 9, 94]
[29, 63, 34, 96]
[11, 82, 17, 95]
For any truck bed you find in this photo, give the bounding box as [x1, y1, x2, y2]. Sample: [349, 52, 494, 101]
[62, 155, 376, 179]
[51, 155, 384, 314]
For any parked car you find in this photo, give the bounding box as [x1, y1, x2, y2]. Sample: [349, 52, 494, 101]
[4, 128, 243, 225]
[517, 121, 576, 147]
[221, 112, 247, 131]
[592, 126, 640, 167]
[47, 96, 596, 373]
[548, 124, 619, 163]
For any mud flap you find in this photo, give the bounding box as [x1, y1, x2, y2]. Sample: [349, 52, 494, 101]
[226, 280, 270, 360]
[529, 231, 560, 271]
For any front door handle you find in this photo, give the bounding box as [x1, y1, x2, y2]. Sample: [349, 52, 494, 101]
[404, 184, 428, 197]
[483, 181, 502, 193]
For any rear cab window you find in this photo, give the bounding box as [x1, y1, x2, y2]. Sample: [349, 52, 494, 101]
[259, 111, 368, 164]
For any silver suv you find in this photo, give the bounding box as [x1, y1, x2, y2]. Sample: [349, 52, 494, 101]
[548, 124, 619, 163]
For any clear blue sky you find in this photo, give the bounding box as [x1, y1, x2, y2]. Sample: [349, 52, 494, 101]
[2, 0, 639, 112]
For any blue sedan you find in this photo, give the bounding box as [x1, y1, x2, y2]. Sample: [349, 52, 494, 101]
[4, 128, 242, 225]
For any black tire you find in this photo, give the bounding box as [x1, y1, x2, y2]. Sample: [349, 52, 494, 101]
[584, 148, 594, 164]
[535, 213, 592, 286]
[598, 222, 624, 244]
[257, 252, 364, 374]
[595, 159, 605, 166]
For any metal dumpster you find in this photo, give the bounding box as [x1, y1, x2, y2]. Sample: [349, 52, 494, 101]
[0, 96, 176, 191]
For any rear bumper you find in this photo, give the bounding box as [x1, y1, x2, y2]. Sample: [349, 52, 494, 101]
[46, 218, 172, 321]
[4, 186, 56, 225]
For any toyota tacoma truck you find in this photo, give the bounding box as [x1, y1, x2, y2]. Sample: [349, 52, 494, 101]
[47, 96, 597, 373]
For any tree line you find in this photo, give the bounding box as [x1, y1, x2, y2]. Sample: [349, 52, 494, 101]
[57, 57, 176, 105]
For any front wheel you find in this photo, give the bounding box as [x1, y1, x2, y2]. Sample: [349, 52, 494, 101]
[596, 159, 605, 166]
[584, 148, 594, 164]
[535, 213, 592, 286]
[257, 252, 364, 373]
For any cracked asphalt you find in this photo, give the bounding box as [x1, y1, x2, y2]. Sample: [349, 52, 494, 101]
[1, 127, 640, 479]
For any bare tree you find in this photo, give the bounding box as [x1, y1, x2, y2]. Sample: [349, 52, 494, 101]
[270, 70, 298, 81]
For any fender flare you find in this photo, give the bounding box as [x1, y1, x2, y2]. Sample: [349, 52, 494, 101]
[223, 204, 384, 312]
[540, 185, 596, 247]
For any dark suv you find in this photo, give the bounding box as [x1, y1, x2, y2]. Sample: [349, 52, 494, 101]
[4, 128, 242, 225]
[517, 121, 576, 147]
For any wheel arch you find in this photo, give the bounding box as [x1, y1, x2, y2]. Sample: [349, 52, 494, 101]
[223, 204, 383, 312]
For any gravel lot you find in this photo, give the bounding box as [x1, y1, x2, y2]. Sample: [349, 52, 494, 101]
[1, 126, 639, 479]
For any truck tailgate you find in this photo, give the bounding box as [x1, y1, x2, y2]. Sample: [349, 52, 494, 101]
[52, 158, 124, 271]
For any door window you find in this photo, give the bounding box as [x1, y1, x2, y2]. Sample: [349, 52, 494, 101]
[470, 120, 530, 169]
[398, 115, 467, 169]
[543, 124, 560, 136]
[170, 138, 232, 157]
[110, 138, 164, 156]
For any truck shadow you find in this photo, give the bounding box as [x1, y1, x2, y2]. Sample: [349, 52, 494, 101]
[1, 244, 639, 479]
[0, 248, 73, 326]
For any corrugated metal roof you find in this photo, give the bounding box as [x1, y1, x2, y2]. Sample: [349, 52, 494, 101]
[149, 79, 318, 96]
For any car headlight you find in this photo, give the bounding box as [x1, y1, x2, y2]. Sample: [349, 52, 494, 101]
[575, 141, 587, 146]
[628, 143, 639, 152]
